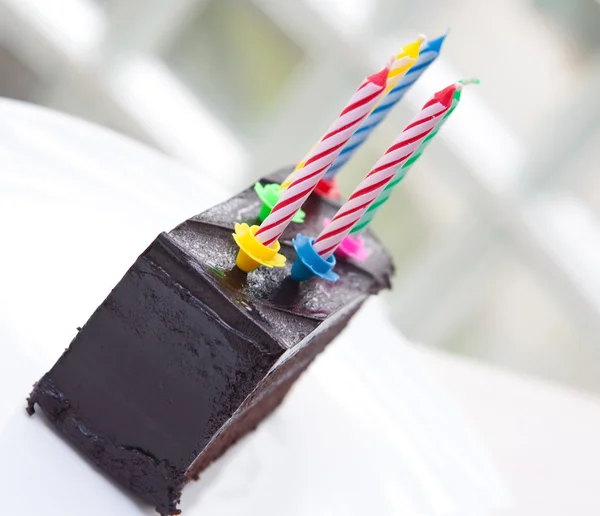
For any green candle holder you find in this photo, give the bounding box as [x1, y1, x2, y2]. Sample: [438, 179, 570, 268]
[254, 182, 306, 223]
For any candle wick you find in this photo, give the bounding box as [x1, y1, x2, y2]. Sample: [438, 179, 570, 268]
[458, 77, 481, 86]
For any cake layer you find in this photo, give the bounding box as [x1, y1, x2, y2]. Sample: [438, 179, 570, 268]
[29, 233, 284, 514]
[187, 294, 365, 478]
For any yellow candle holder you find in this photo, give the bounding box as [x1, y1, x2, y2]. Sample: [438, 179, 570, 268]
[232, 223, 286, 273]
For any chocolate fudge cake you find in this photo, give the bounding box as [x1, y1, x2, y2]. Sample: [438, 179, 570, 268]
[27, 168, 394, 515]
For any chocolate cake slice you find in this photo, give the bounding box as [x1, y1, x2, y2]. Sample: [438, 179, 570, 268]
[27, 168, 393, 515]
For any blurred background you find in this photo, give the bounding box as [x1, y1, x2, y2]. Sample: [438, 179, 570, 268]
[1, 0, 600, 392]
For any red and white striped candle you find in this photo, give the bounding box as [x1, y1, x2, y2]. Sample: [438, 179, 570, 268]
[312, 84, 457, 259]
[254, 66, 389, 247]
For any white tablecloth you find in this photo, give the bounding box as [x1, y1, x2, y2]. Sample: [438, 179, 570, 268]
[0, 98, 599, 516]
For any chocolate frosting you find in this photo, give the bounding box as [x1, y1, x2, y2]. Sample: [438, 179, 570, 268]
[169, 167, 394, 348]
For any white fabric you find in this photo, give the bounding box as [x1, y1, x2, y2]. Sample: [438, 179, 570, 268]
[2, 98, 591, 516]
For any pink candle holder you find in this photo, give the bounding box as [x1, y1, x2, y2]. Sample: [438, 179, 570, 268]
[335, 233, 369, 261]
[322, 218, 369, 261]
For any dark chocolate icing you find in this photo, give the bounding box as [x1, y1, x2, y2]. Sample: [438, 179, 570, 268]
[169, 167, 393, 348]
[27, 169, 393, 515]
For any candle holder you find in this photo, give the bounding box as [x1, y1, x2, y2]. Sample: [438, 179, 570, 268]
[233, 223, 286, 272]
[322, 218, 369, 261]
[254, 182, 305, 223]
[335, 234, 369, 261]
[314, 176, 341, 200]
[290, 233, 339, 282]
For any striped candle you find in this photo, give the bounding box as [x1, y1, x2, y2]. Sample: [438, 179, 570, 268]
[325, 33, 447, 179]
[312, 84, 457, 258]
[382, 35, 424, 93]
[350, 80, 474, 234]
[253, 66, 389, 247]
[282, 36, 423, 190]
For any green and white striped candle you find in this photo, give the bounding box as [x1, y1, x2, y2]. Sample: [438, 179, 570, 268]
[350, 78, 479, 235]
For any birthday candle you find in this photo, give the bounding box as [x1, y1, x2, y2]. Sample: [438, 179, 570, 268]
[311, 84, 457, 258]
[382, 34, 425, 93]
[281, 35, 424, 190]
[253, 66, 389, 247]
[325, 33, 447, 179]
[350, 80, 476, 235]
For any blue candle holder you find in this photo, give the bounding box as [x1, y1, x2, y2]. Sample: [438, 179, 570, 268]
[290, 233, 339, 282]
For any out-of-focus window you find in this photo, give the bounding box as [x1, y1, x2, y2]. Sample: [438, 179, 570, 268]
[0, 43, 40, 102]
[163, 0, 304, 140]
[1, 0, 600, 392]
